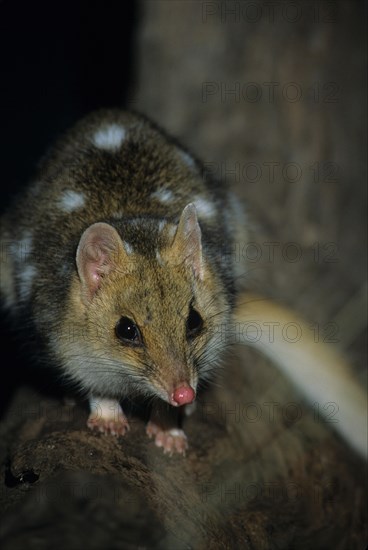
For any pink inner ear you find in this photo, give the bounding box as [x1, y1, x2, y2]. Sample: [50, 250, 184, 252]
[76, 223, 122, 300]
[84, 243, 110, 289]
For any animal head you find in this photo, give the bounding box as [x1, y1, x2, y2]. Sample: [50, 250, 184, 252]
[62, 204, 230, 404]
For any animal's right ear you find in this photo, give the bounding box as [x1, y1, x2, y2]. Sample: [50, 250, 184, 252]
[76, 222, 126, 302]
[165, 203, 204, 280]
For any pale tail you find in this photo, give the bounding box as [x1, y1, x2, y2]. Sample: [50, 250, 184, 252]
[234, 293, 367, 459]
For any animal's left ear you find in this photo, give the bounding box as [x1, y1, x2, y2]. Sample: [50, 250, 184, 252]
[166, 203, 204, 280]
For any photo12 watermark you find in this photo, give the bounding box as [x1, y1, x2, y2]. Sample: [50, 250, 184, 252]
[213, 319, 341, 345]
[211, 240, 339, 265]
[202, 81, 340, 104]
[198, 400, 340, 425]
[199, 479, 339, 506]
[203, 160, 340, 185]
[201, 1, 338, 24]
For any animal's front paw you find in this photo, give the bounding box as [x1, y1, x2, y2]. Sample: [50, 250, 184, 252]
[87, 397, 130, 436]
[146, 421, 188, 455]
[87, 414, 130, 436]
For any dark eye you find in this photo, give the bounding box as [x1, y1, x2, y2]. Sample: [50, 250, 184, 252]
[115, 317, 142, 346]
[186, 306, 203, 339]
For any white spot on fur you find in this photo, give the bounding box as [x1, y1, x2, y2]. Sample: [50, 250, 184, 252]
[59, 190, 85, 212]
[111, 211, 124, 219]
[167, 224, 177, 239]
[123, 241, 133, 255]
[151, 189, 175, 203]
[92, 124, 126, 150]
[156, 250, 164, 265]
[178, 150, 195, 168]
[18, 265, 37, 301]
[158, 220, 166, 233]
[20, 233, 33, 258]
[194, 197, 216, 219]
[10, 231, 33, 262]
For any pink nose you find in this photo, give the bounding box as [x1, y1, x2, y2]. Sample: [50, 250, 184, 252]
[172, 384, 195, 406]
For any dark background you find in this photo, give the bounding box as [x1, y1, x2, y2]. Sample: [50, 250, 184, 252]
[0, 0, 137, 206]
